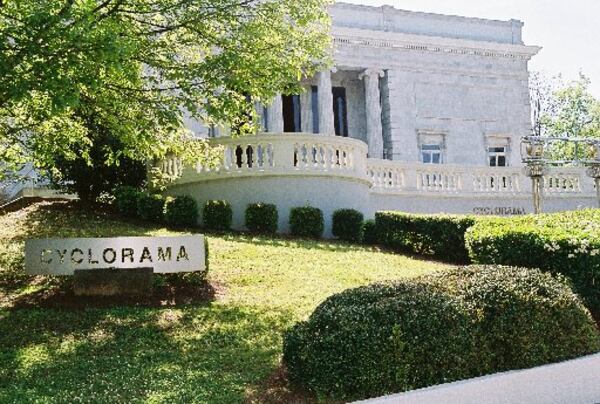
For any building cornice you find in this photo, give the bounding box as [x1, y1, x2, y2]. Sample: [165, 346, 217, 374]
[332, 26, 541, 61]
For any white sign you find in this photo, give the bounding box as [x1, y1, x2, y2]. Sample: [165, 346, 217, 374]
[25, 235, 206, 275]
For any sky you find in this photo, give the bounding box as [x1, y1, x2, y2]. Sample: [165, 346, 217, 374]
[341, 0, 600, 97]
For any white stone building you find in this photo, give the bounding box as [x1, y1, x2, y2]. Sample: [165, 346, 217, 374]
[163, 3, 597, 236]
[5, 3, 593, 231]
[191, 3, 539, 167]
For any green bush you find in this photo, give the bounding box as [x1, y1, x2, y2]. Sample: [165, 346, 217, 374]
[114, 186, 142, 217]
[136, 193, 165, 222]
[164, 195, 198, 227]
[376, 211, 476, 263]
[283, 265, 600, 401]
[245, 203, 278, 234]
[203, 200, 232, 231]
[466, 209, 600, 314]
[332, 209, 364, 242]
[362, 219, 378, 245]
[289, 206, 324, 239]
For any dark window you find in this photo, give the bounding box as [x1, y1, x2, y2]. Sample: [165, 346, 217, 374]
[488, 146, 507, 167]
[332, 87, 348, 137]
[283, 95, 302, 132]
[311, 86, 319, 134]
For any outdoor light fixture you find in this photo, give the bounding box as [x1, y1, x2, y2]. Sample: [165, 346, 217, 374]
[521, 135, 600, 212]
[586, 140, 600, 207]
[521, 135, 549, 214]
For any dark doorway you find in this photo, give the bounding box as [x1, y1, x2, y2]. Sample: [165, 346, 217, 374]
[332, 87, 348, 137]
[283, 95, 302, 132]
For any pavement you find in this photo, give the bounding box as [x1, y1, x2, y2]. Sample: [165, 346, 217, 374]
[357, 353, 600, 404]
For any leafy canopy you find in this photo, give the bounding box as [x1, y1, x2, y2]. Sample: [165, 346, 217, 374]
[0, 0, 333, 179]
[531, 72, 600, 139]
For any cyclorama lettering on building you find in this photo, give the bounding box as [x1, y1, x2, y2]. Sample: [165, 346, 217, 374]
[25, 235, 205, 275]
[473, 207, 527, 216]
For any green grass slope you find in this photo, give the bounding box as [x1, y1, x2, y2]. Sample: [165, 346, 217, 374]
[0, 202, 450, 403]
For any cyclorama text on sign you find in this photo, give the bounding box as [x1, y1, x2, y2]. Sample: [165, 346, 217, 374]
[25, 235, 205, 275]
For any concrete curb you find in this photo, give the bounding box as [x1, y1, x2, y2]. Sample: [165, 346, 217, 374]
[356, 353, 600, 404]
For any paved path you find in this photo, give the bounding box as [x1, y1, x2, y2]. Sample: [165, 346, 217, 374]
[358, 353, 600, 404]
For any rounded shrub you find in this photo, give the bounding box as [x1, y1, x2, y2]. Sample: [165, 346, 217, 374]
[136, 193, 165, 222]
[114, 186, 142, 217]
[428, 266, 600, 373]
[284, 282, 475, 400]
[289, 206, 324, 239]
[466, 210, 600, 314]
[362, 219, 378, 245]
[283, 265, 600, 401]
[164, 195, 198, 227]
[245, 203, 278, 234]
[332, 209, 364, 242]
[203, 200, 232, 231]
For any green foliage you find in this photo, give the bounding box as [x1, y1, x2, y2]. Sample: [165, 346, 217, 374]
[245, 203, 278, 234]
[164, 195, 198, 228]
[362, 219, 378, 245]
[136, 193, 165, 222]
[466, 209, 600, 313]
[0, 0, 333, 181]
[426, 266, 600, 372]
[289, 206, 324, 239]
[203, 200, 233, 231]
[376, 211, 476, 263]
[113, 186, 143, 217]
[530, 73, 600, 160]
[332, 209, 364, 242]
[284, 266, 600, 401]
[47, 108, 147, 202]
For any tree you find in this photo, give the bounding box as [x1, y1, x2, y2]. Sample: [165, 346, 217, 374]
[530, 72, 600, 162]
[531, 72, 600, 139]
[0, 0, 333, 183]
[49, 107, 148, 202]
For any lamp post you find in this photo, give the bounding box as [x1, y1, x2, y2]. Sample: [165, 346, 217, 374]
[586, 142, 600, 208]
[522, 137, 548, 214]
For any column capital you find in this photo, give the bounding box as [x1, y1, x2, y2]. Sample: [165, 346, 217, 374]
[359, 68, 385, 80]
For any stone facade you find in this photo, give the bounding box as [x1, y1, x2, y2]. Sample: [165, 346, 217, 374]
[189, 2, 541, 168]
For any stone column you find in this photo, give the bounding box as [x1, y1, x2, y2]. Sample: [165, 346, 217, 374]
[300, 87, 313, 133]
[267, 94, 284, 133]
[360, 68, 385, 159]
[317, 70, 335, 135]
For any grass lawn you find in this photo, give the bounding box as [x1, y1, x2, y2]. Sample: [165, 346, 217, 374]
[0, 202, 452, 403]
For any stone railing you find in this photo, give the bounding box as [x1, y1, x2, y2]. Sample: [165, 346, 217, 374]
[170, 133, 370, 185]
[165, 133, 596, 197]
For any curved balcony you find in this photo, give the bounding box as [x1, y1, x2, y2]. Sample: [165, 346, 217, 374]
[169, 133, 370, 186]
[163, 133, 597, 198]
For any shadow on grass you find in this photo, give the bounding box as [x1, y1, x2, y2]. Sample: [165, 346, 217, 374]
[0, 303, 298, 402]
[3, 278, 221, 310]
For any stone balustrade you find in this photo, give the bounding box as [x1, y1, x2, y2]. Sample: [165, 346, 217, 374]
[165, 133, 597, 199]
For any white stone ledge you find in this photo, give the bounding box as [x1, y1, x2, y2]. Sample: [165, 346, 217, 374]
[357, 353, 600, 404]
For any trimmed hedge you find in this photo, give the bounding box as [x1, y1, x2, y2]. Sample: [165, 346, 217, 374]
[114, 186, 142, 217]
[202, 200, 232, 231]
[362, 219, 378, 245]
[376, 211, 476, 263]
[332, 209, 364, 242]
[466, 209, 600, 314]
[164, 195, 198, 227]
[245, 203, 278, 234]
[289, 206, 324, 239]
[283, 266, 600, 401]
[136, 193, 165, 222]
